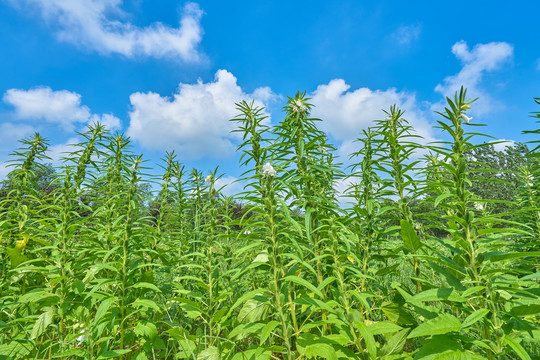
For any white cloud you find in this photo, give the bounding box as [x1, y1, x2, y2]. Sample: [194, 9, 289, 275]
[214, 175, 243, 197]
[0, 123, 36, 180]
[126, 69, 275, 159]
[310, 79, 437, 158]
[391, 24, 421, 45]
[490, 139, 515, 152]
[0, 122, 35, 144]
[3, 87, 121, 132]
[12, 0, 204, 61]
[46, 137, 80, 164]
[435, 41, 513, 114]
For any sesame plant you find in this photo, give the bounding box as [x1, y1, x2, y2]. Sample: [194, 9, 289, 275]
[0, 89, 538, 360]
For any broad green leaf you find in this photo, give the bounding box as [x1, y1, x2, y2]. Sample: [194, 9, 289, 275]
[132, 298, 160, 312]
[408, 313, 461, 338]
[260, 321, 280, 343]
[410, 288, 467, 303]
[229, 322, 265, 339]
[31, 307, 55, 339]
[303, 343, 337, 360]
[381, 301, 417, 326]
[237, 299, 271, 323]
[414, 335, 485, 359]
[197, 346, 220, 360]
[461, 309, 489, 329]
[367, 321, 402, 335]
[400, 220, 422, 252]
[0, 341, 33, 358]
[379, 329, 409, 357]
[134, 322, 158, 339]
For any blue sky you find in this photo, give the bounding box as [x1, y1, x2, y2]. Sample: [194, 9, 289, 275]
[0, 0, 539, 193]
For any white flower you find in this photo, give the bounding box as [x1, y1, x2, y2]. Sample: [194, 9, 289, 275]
[473, 202, 484, 210]
[291, 99, 307, 113]
[243, 230, 251, 235]
[294, 99, 307, 112]
[262, 162, 277, 177]
[76, 332, 87, 345]
[205, 175, 212, 184]
[462, 114, 472, 123]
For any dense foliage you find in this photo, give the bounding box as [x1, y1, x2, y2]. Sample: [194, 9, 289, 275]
[0, 89, 538, 359]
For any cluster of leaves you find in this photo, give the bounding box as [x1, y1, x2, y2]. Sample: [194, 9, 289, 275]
[0, 90, 538, 360]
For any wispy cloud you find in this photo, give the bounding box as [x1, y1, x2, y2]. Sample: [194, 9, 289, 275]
[435, 41, 513, 114]
[390, 24, 421, 46]
[9, 0, 204, 61]
[3, 86, 121, 132]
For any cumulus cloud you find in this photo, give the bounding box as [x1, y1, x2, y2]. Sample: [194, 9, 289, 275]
[310, 78, 437, 158]
[3, 87, 121, 132]
[390, 24, 421, 45]
[11, 0, 204, 61]
[435, 41, 513, 114]
[126, 69, 275, 159]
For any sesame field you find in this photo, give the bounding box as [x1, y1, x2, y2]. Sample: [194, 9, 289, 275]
[0, 90, 539, 360]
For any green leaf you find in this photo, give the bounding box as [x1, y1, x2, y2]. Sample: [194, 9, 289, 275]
[229, 322, 265, 340]
[401, 219, 422, 252]
[379, 329, 409, 357]
[503, 336, 531, 360]
[31, 307, 55, 339]
[131, 282, 161, 292]
[97, 350, 132, 359]
[237, 299, 271, 324]
[197, 346, 220, 360]
[410, 288, 467, 303]
[461, 309, 489, 329]
[354, 321, 376, 360]
[489, 252, 540, 262]
[283, 275, 324, 298]
[510, 304, 540, 317]
[367, 321, 402, 335]
[303, 343, 337, 360]
[381, 301, 417, 326]
[134, 322, 158, 339]
[408, 313, 461, 338]
[260, 321, 280, 343]
[132, 298, 160, 312]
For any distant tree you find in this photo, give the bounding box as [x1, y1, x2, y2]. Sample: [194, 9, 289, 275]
[466, 142, 531, 215]
[0, 162, 57, 198]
